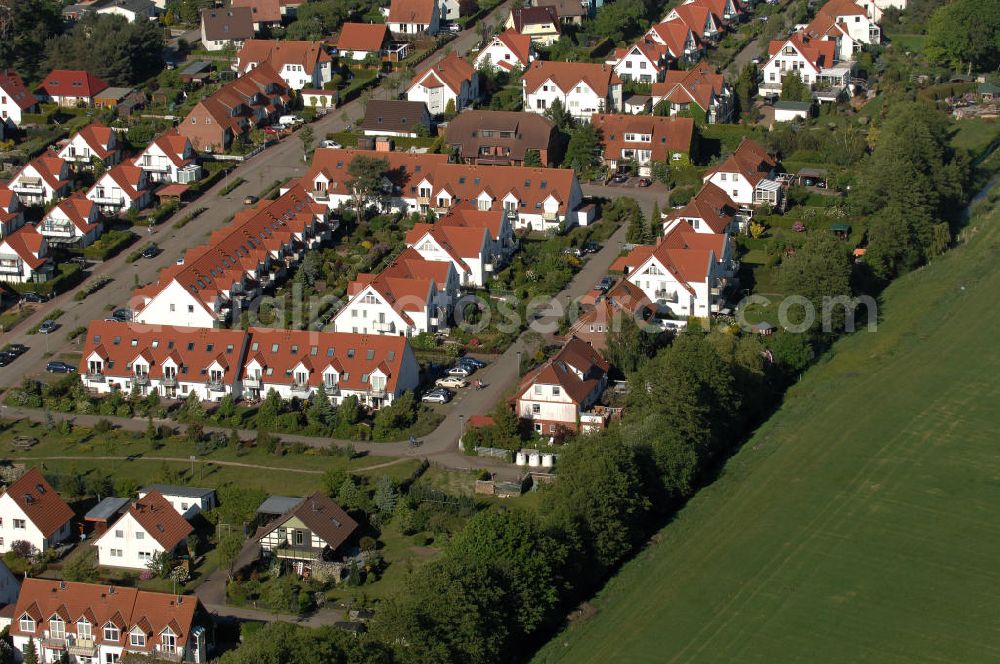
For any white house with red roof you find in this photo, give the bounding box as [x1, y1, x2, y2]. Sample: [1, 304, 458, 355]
[35, 69, 110, 107]
[644, 19, 704, 62]
[0, 226, 52, 283]
[96, 491, 193, 570]
[241, 328, 420, 408]
[11, 579, 206, 664]
[662, 182, 741, 236]
[682, 0, 741, 24]
[387, 0, 441, 35]
[9, 155, 70, 206]
[134, 130, 201, 183]
[58, 123, 121, 170]
[702, 137, 782, 207]
[760, 32, 839, 93]
[663, 2, 721, 41]
[337, 22, 393, 61]
[87, 163, 151, 214]
[407, 53, 479, 115]
[516, 337, 609, 434]
[591, 113, 694, 176]
[616, 224, 733, 318]
[800, 0, 881, 61]
[38, 194, 102, 247]
[651, 61, 733, 123]
[608, 37, 672, 84]
[334, 248, 459, 336]
[0, 185, 25, 238]
[0, 70, 38, 127]
[405, 205, 515, 286]
[0, 468, 74, 555]
[522, 61, 622, 122]
[474, 29, 535, 72]
[854, 0, 906, 22]
[235, 39, 333, 90]
[80, 322, 250, 400]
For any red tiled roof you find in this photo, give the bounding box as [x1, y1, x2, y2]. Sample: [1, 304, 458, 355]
[336, 23, 389, 52]
[237, 39, 332, 76]
[305, 148, 449, 196]
[523, 61, 620, 96]
[144, 129, 194, 169]
[652, 61, 725, 112]
[347, 247, 452, 323]
[20, 155, 69, 191]
[74, 123, 118, 160]
[405, 222, 489, 272]
[11, 579, 199, 651]
[232, 0, 282, 23]
[493, 29, 533, 67]
[518, 337, 608, 405]
[36, 69, 109, 99]
[767, 32, 837, 70]
[410, 53, 475, 94]
[103, 163, 146, 201]
[669, 3, 713, 34]
[703, 137, 777, 188]
[437, 204, 507, 241]
[2, 468, 74, 537]
[122, 490, 193, 549]
[665, 181, 737, 234]
[46, 193, 99, 234]
[0, 70, 37, 110]
[817, 0, 868, 17]
[591, 113, 694, 162]
[1, 226, 48, 270]
[647, 19, 700, 58]
[388, 0, 437, 24]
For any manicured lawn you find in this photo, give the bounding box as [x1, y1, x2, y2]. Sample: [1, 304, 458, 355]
[950, 119, 1000, 154]
[889, 33, 926, 54]
[534, 196, 1000, 662]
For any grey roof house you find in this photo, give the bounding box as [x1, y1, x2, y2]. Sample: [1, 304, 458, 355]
[201, 7, 256, 52]
[362, 100, 433, 138]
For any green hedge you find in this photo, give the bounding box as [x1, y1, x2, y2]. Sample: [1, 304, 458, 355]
[83, 230, 137, 261]
[219, 177, 246, 196]
[173, 206, 207, 230]
[326, 131, 437, 151]
[9, 265, 83, 297]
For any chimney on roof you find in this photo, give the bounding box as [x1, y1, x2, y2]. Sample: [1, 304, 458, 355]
[59, 581, 65, 590]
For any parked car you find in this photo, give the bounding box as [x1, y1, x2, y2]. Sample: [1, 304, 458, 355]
[582, 241, 601, 254]
[20, 292, 44, 304]
[278, 115, 304, 127]
[435, 376, 469, 389]
[458, 356, 486, 369]
[320, 140, 342, 148]
[45, 361, 75, 373]
[0, 352, 14, 367]
[447, 365, 473, 377]
[113, 308, 133, 322]
[638, 177, 652, 187]
[445, 22, 461, 33]
[611, 173, 629, 183]
[38, 320, 58, 334]
[141, 244, 159, 259]
[263, 126, 281, 135]
[244, 195, 258, 205]
[4, 344, 27, 357]
[594, 276, 614, 292]
[421, 389, 452, 404]
[562, 247, 584, 257]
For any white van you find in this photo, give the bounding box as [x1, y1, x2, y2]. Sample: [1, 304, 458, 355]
[278, 115, 304, 127]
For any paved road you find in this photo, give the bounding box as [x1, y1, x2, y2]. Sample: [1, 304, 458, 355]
[728, 0, 798, 75]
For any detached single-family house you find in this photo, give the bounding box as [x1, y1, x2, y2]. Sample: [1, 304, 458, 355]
[96, 491, 193, 570]
[38, 193, 103, 247]
[567, 279, 654, 353]
[9, 155, 71, 206]
[87, 162, 151, 215]
[405, 206, 514, 287]
[516, 337, 610, 434]
[505, 6, 561, 46]
[407, 53, 479, 115]
[683, 0, 741, 25]
[474, 29, 535, 73]
[232, 0, 297, 32]
[615, 224, 733, 318]
[95, 0, 158, 22]
[702, 137, 782, 207]
[138, 485, 217, 519]
[10, 579, 207, 664]
[240, 328, 421, 408]
[663, 2, 722, 41]
[645, 19, 704, 63]
[235, 39, 333, 91]
[651, 60, 733, 123]
[336, 22, 392, 61]
[35, 69, 110, 107]
[662, 181, 741, 235]
[0, 70, 38, 128]
[362, 100, 432, 138]
[522, 61, 622, 122]
[0, 186, 25, 238]
[0, 468, 74, 555]
[255, 492, 358, 575]
[445, 109, 559, 166]
[809, 0, 881, 57]
[760, 32, 838, 93]
[200, 7, 255, 52]
[592, 113, 694, 176]
[334, 248, 459, 336]
[854, 0, 907, 22]
[529, 0, 587, 25]
[387, 0, 441, 36]
[134, 130, 201, 184]
[58, 123, 121, 170]
[0, 226, 53, 283]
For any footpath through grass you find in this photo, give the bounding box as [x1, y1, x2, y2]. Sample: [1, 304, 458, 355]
[534, 193, 1000, 663]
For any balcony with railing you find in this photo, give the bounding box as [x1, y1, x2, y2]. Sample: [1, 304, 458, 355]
[374, 321, 395, 333]
[205, 380, 226, 392]
[0, 259, 23, 275]
[41, 636, 67, 651]
[542, 210, 559, 221]
[322, 382, 340, 396]
[13, 178, 45, 193]
[134, 373, 150, 386]
[290, 382, 312, 394]
[654, 289, 678, 303]
[40, 223, 76, 238]
[368, 388, 387, 399]
[312, 189, 330, 202]
[85, 371, 106, 383]
[243, 377, 262, 389]
[275, 542, 325, 560]
[162, 375, 178, 387]
[68, 637, 97, 657]
[152, 645, 185, 662]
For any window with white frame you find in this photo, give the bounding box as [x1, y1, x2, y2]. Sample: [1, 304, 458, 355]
[104, 623, 120, 641]
[130, 629, 146, 647]
[19, 614, 35, 633]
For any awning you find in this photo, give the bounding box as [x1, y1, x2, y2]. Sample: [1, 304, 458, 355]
[157, 184, 190, 198]
[756, 179, 782, 193]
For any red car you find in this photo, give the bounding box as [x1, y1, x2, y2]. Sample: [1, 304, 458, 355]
[638, 178, 652, 187]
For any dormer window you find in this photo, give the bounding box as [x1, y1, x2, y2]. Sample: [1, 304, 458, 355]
[19, 614, 35, 633]
[50, 616, 65, 639]
[130, 628, 146, 647]
[104, 622, 120, 641]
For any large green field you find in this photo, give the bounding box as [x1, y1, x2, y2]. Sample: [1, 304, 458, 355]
[534, 190, 1000, 663]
